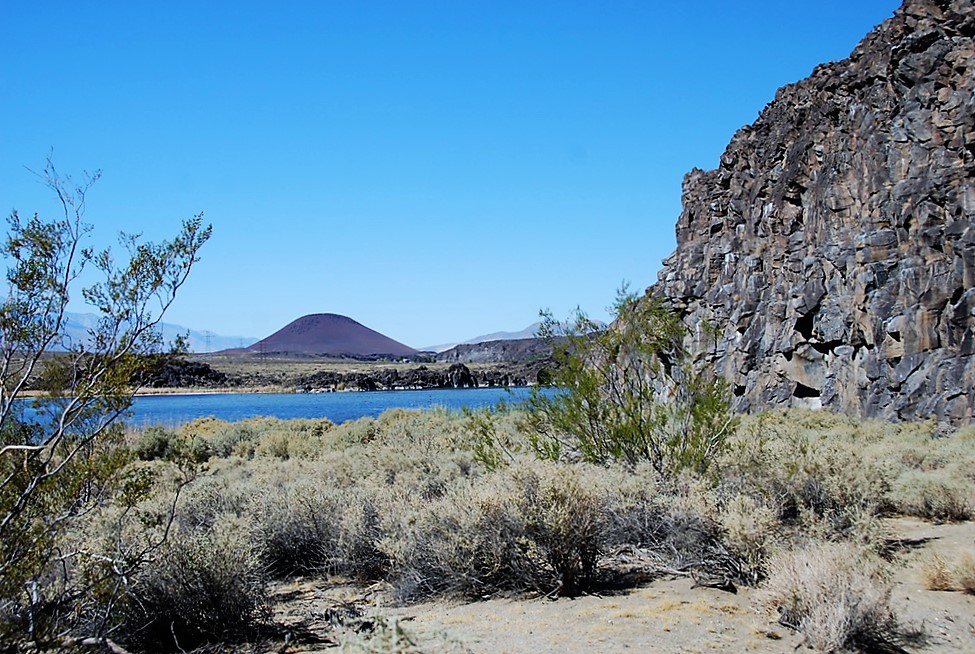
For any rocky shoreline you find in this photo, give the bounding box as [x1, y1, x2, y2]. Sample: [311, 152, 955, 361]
[144, 357, 547, 393]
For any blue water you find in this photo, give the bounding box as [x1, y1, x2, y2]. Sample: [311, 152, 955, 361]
[123, 387, 538, 427]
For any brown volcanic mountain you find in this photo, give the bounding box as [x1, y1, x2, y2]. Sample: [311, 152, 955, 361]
[242, 314, 417, 358]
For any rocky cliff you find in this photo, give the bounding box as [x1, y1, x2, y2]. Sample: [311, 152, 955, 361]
[653, 0, 975, 423]
[436, 338, 552, 365]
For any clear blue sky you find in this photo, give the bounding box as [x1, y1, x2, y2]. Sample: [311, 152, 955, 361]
[2, 1, 901, 348]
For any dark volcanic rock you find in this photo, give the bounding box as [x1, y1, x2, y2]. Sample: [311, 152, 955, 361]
[436, 338, 552, 365]
[653, 0, 975, 424]
[299, 363, 525, 392]
[144, 359, 228, 388]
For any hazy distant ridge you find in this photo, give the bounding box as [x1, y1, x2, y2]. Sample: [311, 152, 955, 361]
[63, 312, 258, 353]
[421, 322, 542, 353]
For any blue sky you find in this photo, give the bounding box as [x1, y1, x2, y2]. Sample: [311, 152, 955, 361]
[1, 1, 901, 348]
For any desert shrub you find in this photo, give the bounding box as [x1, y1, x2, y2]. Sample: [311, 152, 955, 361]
[597, 462, 667, 548]
[380, 478, 535, 602]
[518, 464, 608, 595]
[206, 421, 263, 458]
[955, 551, 975, 595]
[130, 425, 182, 461]
[172, 456, 393, 583]
[0, 450, 180, 648]
[704, 410, 975, 582]
[380, 460, 619, 601]
[255, 483, 342, 577]
[177, 416, 227, 444]
[719, 494, 780, 583]
[336, 493, 389, 581]
[761, 542, 910, 653]
[246, 417, 332, 460]
[527, 288, 735, 475]
[157, 416, 323, 463]
[373, 408, 481, 454]
[888, 470, 971, 521]
[721, 411, 940, 542]
[122, 516, 269, 651]
[174, 467, 254, 531]
[328, 416, 380, 447]
[467, 405, 524, 471]
[254, 425, 327, 459]
[920, 552, 954, 591]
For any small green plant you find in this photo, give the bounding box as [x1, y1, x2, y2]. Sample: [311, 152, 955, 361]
[527, 286, 736, 475]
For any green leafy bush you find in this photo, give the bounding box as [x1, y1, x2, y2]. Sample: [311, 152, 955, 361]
[527, 287, 736, 475]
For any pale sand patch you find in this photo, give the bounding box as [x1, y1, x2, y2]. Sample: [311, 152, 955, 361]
[884, 518, 975, 652]
[389, 578, 800, 654]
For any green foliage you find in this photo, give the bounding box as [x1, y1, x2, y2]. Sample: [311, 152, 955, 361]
[0, 159, 209, 647]
[466, 404, 519, 471]
[527, 286, 736, 475]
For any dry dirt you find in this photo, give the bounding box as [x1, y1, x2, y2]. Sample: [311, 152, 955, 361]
[267, 518, 975, 653]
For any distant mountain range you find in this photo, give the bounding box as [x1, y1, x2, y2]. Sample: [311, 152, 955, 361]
[60, 311, 548, 358]
[421, 322, 543, 353]
[63, 312, 258, 353]
[224, 313, 417, 359]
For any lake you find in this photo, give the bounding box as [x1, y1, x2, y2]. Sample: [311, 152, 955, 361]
[123, 387, 540, 427]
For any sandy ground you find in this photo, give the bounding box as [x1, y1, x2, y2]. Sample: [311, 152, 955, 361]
[389, 579, 802, 654]
[269, 518, 975, 653]
[885, 518, 975, 652]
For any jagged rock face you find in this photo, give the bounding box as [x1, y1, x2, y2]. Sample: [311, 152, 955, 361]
[654, 0, 975, 423]
[436, 338, 552, 365]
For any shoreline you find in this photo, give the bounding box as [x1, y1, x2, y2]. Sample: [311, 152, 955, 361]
[20, 384, 535, 399]
[135, 385, 533, 397]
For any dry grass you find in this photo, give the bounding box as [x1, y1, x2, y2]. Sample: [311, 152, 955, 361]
[921, 549, 975, 594]
[920, 552, 955, 591]
[760, 542, 907, 653]
[955, 551, 975, 594]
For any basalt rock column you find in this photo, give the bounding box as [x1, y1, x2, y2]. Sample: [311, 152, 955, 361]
[653, 0, 975, 423]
